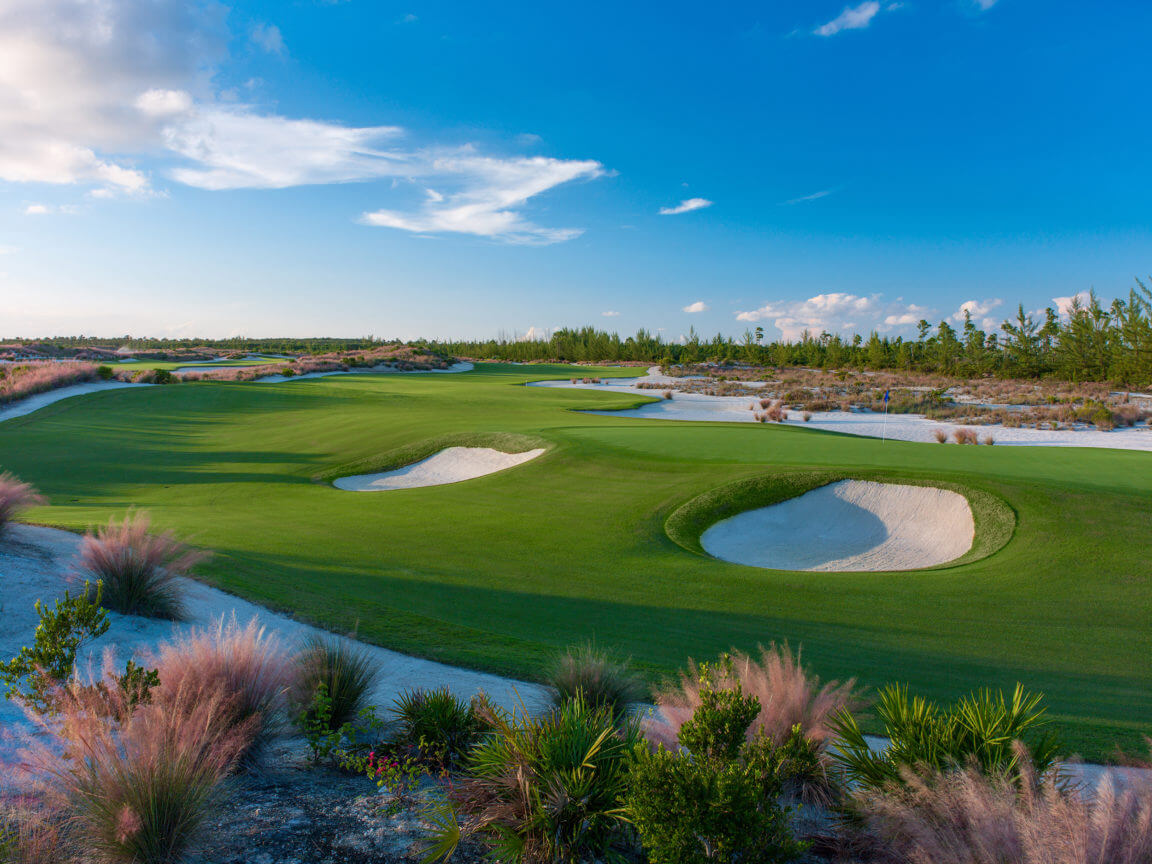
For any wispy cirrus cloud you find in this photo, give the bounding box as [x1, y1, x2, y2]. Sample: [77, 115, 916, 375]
[814, 2, 881, 36]
[250, 23, 286, 55]
[659, 197, 712, 215]
[782, 188, 836, 205]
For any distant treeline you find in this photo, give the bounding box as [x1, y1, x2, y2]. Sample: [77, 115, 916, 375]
[7, 336, 391, 355]
[435, 281, 1152, 385]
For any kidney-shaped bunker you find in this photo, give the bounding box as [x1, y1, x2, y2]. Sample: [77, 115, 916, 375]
[334, 446, 545, 491]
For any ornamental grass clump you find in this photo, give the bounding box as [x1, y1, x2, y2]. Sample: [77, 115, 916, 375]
[37, 671, 254, 864]
[76, 513, 205, 620]
[0, 472, 46, 535]
[293, 635, 381, 733]
[391, 686, 481, 771]
[829, 682, 1060, 793]
[153, 615, 292, 763]
[646, 644, 862, 805]
[854, 748, 1152, 864]
[424, 695, 641, 864]
[548, 642, 646, 723]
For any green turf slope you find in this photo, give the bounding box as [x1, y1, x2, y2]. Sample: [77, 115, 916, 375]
[0, 363, 1148, 761]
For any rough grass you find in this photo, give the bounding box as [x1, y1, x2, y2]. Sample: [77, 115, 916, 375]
[1, 363, 1149, 760]
[547, 642, 647, 721]
[292, 634, 381, 730]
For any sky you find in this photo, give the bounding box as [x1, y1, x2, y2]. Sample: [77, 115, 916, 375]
[1, 0, 1150, 342]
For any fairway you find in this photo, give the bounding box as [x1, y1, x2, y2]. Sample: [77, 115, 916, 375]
[2, 364, 1149, 760]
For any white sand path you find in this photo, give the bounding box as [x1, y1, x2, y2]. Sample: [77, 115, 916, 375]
[334, 446, 546, 491]
[0, 524, 548, 790]
[701, 480, 974, 571]
[530, 368, 1152, 451]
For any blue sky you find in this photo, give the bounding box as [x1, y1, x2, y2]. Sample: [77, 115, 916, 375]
[1, 0, 1150, 340]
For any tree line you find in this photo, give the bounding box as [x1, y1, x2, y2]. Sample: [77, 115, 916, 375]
[434, 279, 1152, 385]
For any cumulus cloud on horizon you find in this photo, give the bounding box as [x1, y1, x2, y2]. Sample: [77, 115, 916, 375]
[737, 293, 931, 341]
[682, 301, 709, 313]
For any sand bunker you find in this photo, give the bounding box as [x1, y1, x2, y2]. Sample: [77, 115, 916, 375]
[701, 480, 974, 571]
[334, 446, 545, 491]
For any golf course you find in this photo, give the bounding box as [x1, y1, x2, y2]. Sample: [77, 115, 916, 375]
[2, 363, 1149, 760]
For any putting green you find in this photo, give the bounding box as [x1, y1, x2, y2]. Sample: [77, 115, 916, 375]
[0, 363, 1148, 761]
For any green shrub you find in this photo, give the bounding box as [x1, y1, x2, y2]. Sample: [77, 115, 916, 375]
[426, 695, 640, 864]
[392, 687, 481, 770]
[293, 635, 381, 732]
[829, 682, 1061, 792]
[626, 661, 808, 864]
[96, 365, 114, 380]
[548, 642, 646, 722]
[0, 582, 109, 714]
[152, 368, 173, 384]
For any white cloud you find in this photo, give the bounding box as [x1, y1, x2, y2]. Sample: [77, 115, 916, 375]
[24, 204, 50, 215]
[250, 23, 285, 55]
[814, 2, 881, 36]
[949, 298, 1003, 330]
[0, 0, 605, 243]
[783, 188, 835, 205]
[972, 0, 998, 9]
[682, 301, 709, 313]
[737, 293, 927, 341]
[1052, 291, 1091, 317]
[361, 153, 604, 244]
[519, 326, 549, 341]
[660, 197, 712, 215]
[601, 310, 620, 317]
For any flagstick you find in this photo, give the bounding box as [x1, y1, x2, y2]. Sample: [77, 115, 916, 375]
[881, 398, 889, 442]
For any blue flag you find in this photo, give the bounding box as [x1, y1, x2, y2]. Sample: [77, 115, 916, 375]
[883, 389, 890, 404]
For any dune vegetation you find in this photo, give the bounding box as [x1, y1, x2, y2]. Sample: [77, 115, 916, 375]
[0, 362, 1149, 761]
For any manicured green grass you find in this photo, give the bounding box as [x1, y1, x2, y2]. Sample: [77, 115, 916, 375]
[0, 363, 1148, 761]
[110, 356, 281, 371]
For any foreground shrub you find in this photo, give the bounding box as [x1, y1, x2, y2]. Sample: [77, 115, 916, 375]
[0, 804, 61, 864]
[548, 642, 646, 722]
[293, 635, 381, 732]
[77, 513, 205, 620]
[427, 695, 640, 864]
[153, 615, 292, 763]
[0, 582, 109, 714]
[830, 682, 1060, 792]
[41, 673, 253, 864]
[0, 473, 46, 535]
[647, 644, 862, 803]
[627, 660, 809, 864]
[855, 752, 1152, 864]
[391, 686, 481, 770]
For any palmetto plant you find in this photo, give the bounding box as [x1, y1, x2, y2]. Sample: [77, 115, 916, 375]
[425, 695, 640, 864]
[829, 682, 1061, 792]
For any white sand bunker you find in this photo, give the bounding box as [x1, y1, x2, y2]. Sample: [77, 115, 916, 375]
[701, 480, 974, 571]
[334, 446, 546, 491]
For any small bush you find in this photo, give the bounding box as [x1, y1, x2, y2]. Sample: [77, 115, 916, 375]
[982, 433, 996, 445]
[855, 751, 1152, 864]
[77, 513, 205, 620]
[293, 635, 381, 733]
[646, 645, 861, 805]
[663, 390, 674, 400]
[627, 660, 808, 864]
[0, 472, 46, 534]
[151, 368, 174, 385]
[0, 581, 109, 714]
[548, 642, 646, 722]
[802, 411, 812, 422]
[933, 429, 948, 443]
[153, 615, 292, 763]
[427, 695, 640, 864]
[953, 427, 979, 445]
[391, 687, 481, 770]
[829, 682, 1060, 793]
[96, 365, 114, 380]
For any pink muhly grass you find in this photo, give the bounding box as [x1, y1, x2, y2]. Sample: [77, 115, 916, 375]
[152, 615, 293, 763]
[0, 361, 99, 406]
[0, 472, 46, 534]
[854, 752, 1152, 864]
[933, 429, 948, 443]
[76, 512, 205, 620]
[33, 670, 254, 864]
[0, 801, 62, 864]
